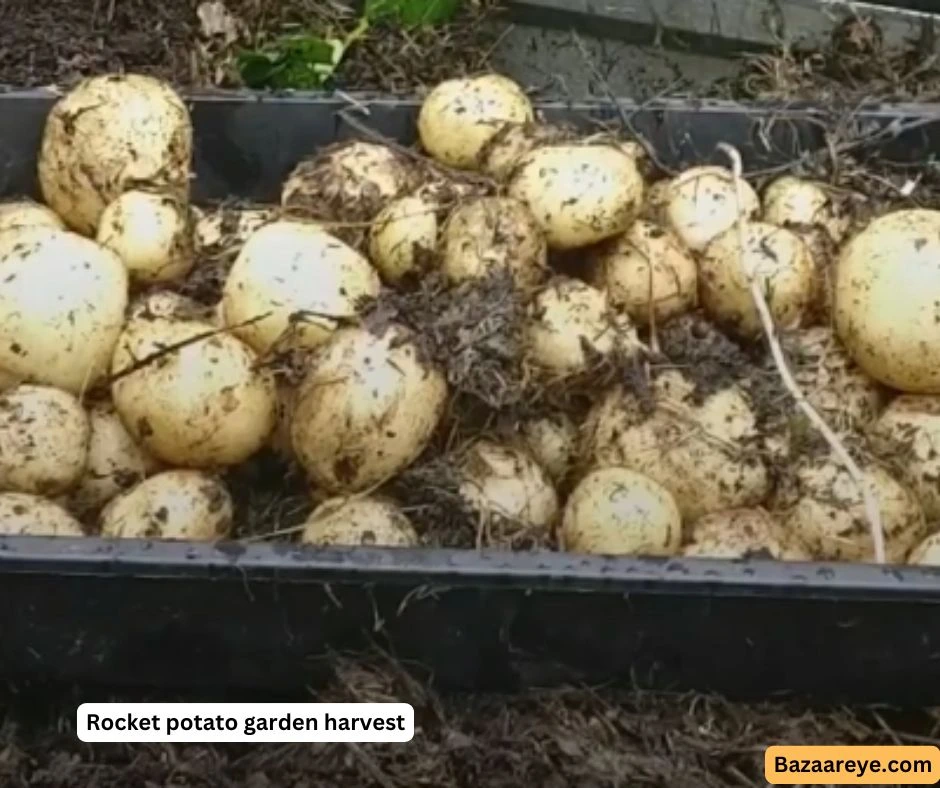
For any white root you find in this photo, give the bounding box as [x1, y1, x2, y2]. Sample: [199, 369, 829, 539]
[716, 142, 885, 565]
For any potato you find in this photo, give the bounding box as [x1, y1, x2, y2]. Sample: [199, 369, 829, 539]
[700, 221, 815, 338]
[476, 121, 575, 181]
[663, 165, 759, 252]
[110, 313, 277, 467]
[0, 493, 84, 536]
[281, 141, 419, 225]
[457, 440, 559, 542]
[0, 227, 128, 393]
[762, 176, 848, 241]
[524, 277, 639, 376]
[368, 194, 438, 284]
[682, 507, 812, 560]
[38, 73, 192, 236]
[834, 209, 940, 393]
[582, 371, 770, 522]
[561, 466, 681, 556]
[63, 400, 161, 517]
[222, 220, 381, 355]
[96, 189, 195, 283]
[99, 470, 233, 540]
[439, 196, 548, 289]
[0, 200, 65, 232]
[586, 219, 698, 326]
[780, 455, 926, 563]
[300, 496, 419, 547]
[908, 532, 940, 566]
[418, 74, 534, 169]
[508, 143, 646, 249]
[291, 323, 447, 494]
[870, 395, 940, 521]
[520, 412, 577, 484]
[0, 385, 89, 496]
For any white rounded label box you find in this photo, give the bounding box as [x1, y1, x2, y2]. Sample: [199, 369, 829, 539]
[76, 702, 415, 743]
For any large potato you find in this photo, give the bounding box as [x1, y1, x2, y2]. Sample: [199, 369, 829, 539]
[222, 221, 380, 355]
[0, 227, 128, 393]
[0, 200, 65, 232]
[682, 507, 812, 561]
[507, 143, 646, 249]
[439, 196, 548, 289]
[38, 73, 192, 236]
[0, 493, 84, 536]
[300, 496, 419, 547]
[561, 466, 681, 556]
[663, 165, 759, 252]
[700, 221, 815, 338]
[418, 74, 534, 169]
[291, 323, 448, 494]
[586, 219, 698, 326]
[0, 385, 89, 496]
[99, 470, 233, 540]
[110, 314, 277, 467]
[96, 189, 195, 283]
[835, 209, 940, 393]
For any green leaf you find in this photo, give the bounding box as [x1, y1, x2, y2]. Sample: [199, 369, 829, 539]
[365, 0, 461, 27]
[236, 33, 347, 90]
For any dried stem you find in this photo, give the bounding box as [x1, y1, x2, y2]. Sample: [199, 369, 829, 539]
[716, 142, 885, 565]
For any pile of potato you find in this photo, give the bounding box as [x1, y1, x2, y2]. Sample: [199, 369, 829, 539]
[1, 70, 939, 567]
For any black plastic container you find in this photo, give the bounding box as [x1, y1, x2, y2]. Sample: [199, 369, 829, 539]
[3, 90, 940, 704]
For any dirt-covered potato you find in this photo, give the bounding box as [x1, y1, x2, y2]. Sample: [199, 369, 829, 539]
[96, 189, 194, 283]
[561, 466, 681, 556]
[835, 209, 940, 393]
[418, 73, 534, 169]
[0, 385, 89, 496]
[0, 493, 85, 536]
[762, 176, 848, 241]
[520, 412, 578, 484]
[870, 395, 940, 521]
[368, 194, 438, 284]
[222, 220, 381, 355]
[476, 121, 576, 181]
[524, 277, 639, 376]
[0, 227, 128, 394]
[439, 196, 548, 289]
[586, 219, 698, 326]
[291, 323, 448, 494]
[99, 470, 233, 540]
[508, 143, 646, 249]
[663, 165, 760, 252]
[281, 141, 419, 226]
[38, 73, 192, 236]
[581, 371, 770, 523]
[779, 454, 926, 563]
[457, 440, 559, 543]
[63, 400, 162, 517]
[908, 531, 940, 565]
[110, 313, 277, 468]
[300, 496, 419, 547]
[681, 507, 812, 560]
[0, 200, 65, 232]
[700, 221, 815, 338]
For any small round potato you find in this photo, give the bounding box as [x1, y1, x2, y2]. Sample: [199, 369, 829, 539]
[439, 196, 548, 289]
[663, 165, 760, 252]
[561, 466, 681, 556]
[418, 74, 534, 169]
[222, 220, 381, 355]
[835, 209, 940, 393]
[682, 507, 812, 561]
[700, 221, 815, 338]
[508, 143, 646, 249]
[96, 189, 195, 283]
[0, 493, 85, 536]
[762, 175, 848, 242]
[520, 412, 578, 484]
[99, 470, 233, 540]
[300, 496, 419, 547]
[908, 531, 940, 566]
[586, 219, 698, 326]
[368, 194, 439, 284]
[0, 200, 65, 232]
[0, 385, 90, 496]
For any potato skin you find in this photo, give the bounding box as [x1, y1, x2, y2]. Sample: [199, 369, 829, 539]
[99, 470, 233, 540]
[300, 496, 419, 547]
[0, 200, 65, 232]
[0, 493, 85, 536]
[835, 209, 940, 393]
[682, 507, 811, 561]
[561, 466, 681, 556]
[368, 195, 438, 284]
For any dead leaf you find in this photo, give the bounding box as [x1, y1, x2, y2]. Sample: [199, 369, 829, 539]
[197, 1, 241, 46]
